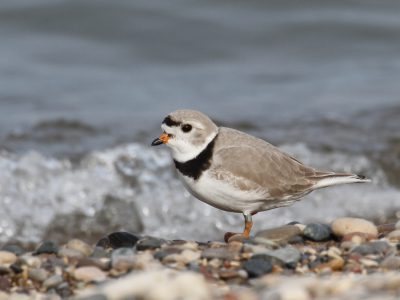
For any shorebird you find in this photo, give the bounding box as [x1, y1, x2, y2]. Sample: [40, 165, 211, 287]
[151, 109, 370, 241]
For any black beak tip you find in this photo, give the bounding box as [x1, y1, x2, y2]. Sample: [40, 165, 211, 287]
[151, 138, 163, 146]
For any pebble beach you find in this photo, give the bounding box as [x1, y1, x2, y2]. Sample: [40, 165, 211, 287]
[1, 217, 400, 300]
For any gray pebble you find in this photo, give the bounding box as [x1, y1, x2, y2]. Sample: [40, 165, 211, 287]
[43, 274, 63, 290]
[28, 268, 49, 282]
[136, 237, 165, 251]
[352, 241, 391, 255]
[1, 245, 25, 256]
[111, 248, 135, 271]
[303, 223, 331, 242]
[243, 258, 273, 278]
[34, 241, 59, 255]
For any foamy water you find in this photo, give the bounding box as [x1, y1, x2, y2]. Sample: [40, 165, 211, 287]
[0, 142, 397, 244]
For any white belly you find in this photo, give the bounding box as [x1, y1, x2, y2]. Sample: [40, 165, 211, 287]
[178, 170, 267, 214]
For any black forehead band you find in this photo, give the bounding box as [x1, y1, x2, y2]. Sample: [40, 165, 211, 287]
[162, 115, 182, 127]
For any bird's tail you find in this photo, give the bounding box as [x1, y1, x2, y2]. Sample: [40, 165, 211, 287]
[312, 172, 371, 190]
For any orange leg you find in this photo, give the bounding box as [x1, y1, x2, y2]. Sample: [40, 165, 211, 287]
[224, 213, 253, 242]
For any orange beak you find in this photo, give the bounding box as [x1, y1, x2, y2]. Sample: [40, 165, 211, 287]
[151, 133, 169, 146]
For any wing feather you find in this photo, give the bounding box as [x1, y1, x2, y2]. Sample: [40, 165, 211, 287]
[209, 128, 315, 200]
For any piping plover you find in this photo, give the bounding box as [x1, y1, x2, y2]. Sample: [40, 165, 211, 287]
[151, 109, 370, 241]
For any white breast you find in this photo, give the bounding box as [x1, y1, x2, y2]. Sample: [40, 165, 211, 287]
[178, 170, 267, 214]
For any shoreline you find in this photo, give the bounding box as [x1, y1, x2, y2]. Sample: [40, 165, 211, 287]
[1, 217, 400, 300]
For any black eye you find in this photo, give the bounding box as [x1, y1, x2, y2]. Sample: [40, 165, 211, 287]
[181, 124, 192, 132]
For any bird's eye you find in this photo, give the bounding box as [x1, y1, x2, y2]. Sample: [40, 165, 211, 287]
[181, 124, 192, 133]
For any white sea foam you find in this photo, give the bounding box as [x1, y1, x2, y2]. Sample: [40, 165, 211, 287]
[0, 143, 398, 244]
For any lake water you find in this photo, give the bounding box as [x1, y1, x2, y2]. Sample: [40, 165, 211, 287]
[0, 0, 399, 244]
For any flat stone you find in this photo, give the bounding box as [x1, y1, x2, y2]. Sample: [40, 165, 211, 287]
[67, 239, 93, 257]
[1, 245, 25, 256]
[269, 246, 301, 267]
[111, 247, 135, 271]
[136, 237, 165, 251]
[43, 274, 63, 290]
[331, 218, 378, 238]
[34, 241, 59, 255]
[28, 268, 49, 282]
[303, 223, 331, 241]
[243, 258, 273, 278]
[378, 223, 396, 234]
[256, 225, 302, 244]
[108, 232, 139, 249]
[0, 251, 17, 266]
[74, 266, 107, 282]
[253, 246, 301, 269]
[351, 241, 391, 255]
[201, 247, 234, 260]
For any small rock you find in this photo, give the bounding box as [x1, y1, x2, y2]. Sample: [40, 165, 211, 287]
[74, 266, 107, 282]
[19, 254, 41, 268]
[303, 223, 331, 241]
[96, 237, 111, 249]
[387, 230, 400, 242]
[154, 248, 182, 261]
[331, 218, 378, 238]
[91, 247, 110, 259]
[378, 223, 396, 234]
[108, 232, 139, 249]
[352, 241, 391, 255]
[256, 225, 301, 244]
[67, 239, 93, 257]
[43, 274, 63, 290]
[163, 249, 201, 264]
[0, 251, 17, 266]
[342, 232, 373, 244]
[243, 258, 273, 278]
[255, 246, 301, 268]
[380, 256, 400, 269]
[28, 268, 49, 282]
[111, 248, 135, 271]
[58, 248, 85, 259]
[201, 247, 234, 260]
[56, 282, 73, 298]
[314, 257, 344, 271]
[34, 241, 59, 255]
[1, 245, 25, 256]
[136, 237, 165, 251]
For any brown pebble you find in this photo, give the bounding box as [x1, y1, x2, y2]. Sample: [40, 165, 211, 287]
[256, 225, 301, 244]
[377, 223, 396, 234]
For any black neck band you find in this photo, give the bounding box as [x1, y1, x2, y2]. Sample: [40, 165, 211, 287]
[173, 135, 217, 180]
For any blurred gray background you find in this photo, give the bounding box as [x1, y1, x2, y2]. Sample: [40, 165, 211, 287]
[0, 0, 399, 244]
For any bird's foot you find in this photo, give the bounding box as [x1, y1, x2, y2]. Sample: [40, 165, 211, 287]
[224, 232, 249, 243]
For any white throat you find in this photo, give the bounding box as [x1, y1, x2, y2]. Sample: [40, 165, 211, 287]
[170, 131, 218, 163]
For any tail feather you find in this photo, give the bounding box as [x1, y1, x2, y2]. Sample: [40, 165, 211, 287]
[312, 173, 371, 190]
